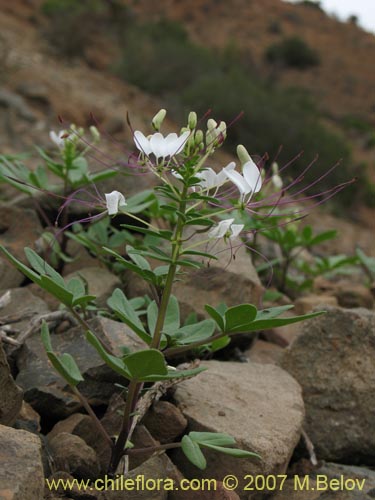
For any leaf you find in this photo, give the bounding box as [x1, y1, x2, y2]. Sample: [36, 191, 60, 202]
[224, 304, 258, 333]
[189, 432, 236, 447]
[86, 330, 131, 379]
[39, 275, 74, 306]
[123, 349, 167, 380]
[204, 305, 225, 331]
[126, 246, 151, 270]
[141, 365, 206, 382]
[163, 295, 180, 335]
[173, 319, 215, 345]
[0, 245, 41, 284]
[255, 305, 294, 322]
[246, 310, 325, 332]
[24, 247, 66, 287]
[201, 443, 260, 459]
[209, 335, 230, 352]
[309, 229, 337, 247]
[181, 436, 206, 470]
[107, 289, 151, 344]
[147, 301, 158, 336]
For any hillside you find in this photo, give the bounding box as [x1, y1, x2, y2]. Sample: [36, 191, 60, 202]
[0, 0, 374, 234]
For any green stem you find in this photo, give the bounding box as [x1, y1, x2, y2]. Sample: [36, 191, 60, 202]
[150, 185, 188, 349]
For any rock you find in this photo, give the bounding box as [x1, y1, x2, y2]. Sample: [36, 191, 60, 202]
[263, 314, 302, 346]
[271, 478, 320, 500]
[16, 82, 50, 107]
[0, 205, 43, 288]
[14, 400, 41, 433]
[318, 492, 372, 500]
[99, 456, 168, 500]
[62, 239, 99, 275]
[16, 316, 147, 419]
[172, 360, 304, 499]
[48, 432, 100, 480]
[0, 341, 23, 425]
[63, 266, 121, 307]
[0, 424, 44, 500]
[0, 287, 49, 346]
[45, 471, 96, 499]
[281, 307, 375, 464]
[143, 400, 187, 444]
[48, 412, 111, 473]
[294, 295, 338, 315]
[314, 462, 375, 496]
[314, 278, 374, 310]
[246, 339, 284, 364]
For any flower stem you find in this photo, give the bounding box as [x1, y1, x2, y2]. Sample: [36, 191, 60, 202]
[150, 185, 188, 349]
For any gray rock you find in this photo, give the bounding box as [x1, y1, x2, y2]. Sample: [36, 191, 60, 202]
[173, 360, 304, 499]
[314, 462, 375, 495]
[48, 432, 100, 480]
[16, 316, 147, 419]
[0, 424, 44, 500]
[0, 341, 23, 425]
[281, 306, 375, 464]
[246, 339, 284, 365]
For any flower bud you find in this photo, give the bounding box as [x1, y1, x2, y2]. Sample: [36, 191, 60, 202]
[152, 109, 167, 131]
[236, 144, 252, 165]
[207, 118, 217, 131]
[90, 126, 100, 142]
[188, 111, 197, 130]
[271, 162, 279, 175]
[194, 129, 204, 146]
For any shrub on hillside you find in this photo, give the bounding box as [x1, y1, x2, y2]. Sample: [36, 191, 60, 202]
[265, 36, 320, 69]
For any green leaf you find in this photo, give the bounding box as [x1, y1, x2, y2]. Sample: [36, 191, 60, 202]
[209, 335, 230, 352]
[123, 349, 167, 381]
[255, 305, 294, 322]
[39, 275, 74, 306]
[173, 319, 215, 345]
[147, 301, 158, 336]
[205, 305, 225, 331]
[126, 246, 151, 270]
[86, 330, 131, 379]
[247, 310, 325, 332]
[181, 436, 206, 470]
[141, 365, 206, 382]
[24, 247, 66, 287]
[41, 321, 53, 352]
[163, 295, 180, 335]
[309, 229, 337, 247]
[107, 289, 151, 345]
[66, 277, 86, 299]
[201, 443, 260, 459]
[224, 304, 258, 333]
[189, 432, 236, 447]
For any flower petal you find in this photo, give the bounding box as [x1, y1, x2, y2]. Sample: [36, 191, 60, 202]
[150, 132, 165, 159]
[208, 218, 234, 239]
[224, 168, 250, 195]
[230, 224, 244, 239]
[243, 160, 262, 193]
[172, 130, 190, 156]
[105, 191, 126, 215]
[134, 131, 152, 156]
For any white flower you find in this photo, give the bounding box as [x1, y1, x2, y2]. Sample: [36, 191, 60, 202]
[224, 159, 262, 201]
[195, 163, 235, 190]
[208, 218, 244, 240]
[105, 191, 127, 215]
[134, 130, 190, 161]
[50, 130, 68, 149]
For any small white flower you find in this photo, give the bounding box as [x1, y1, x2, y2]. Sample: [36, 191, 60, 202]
[105, 191, 127, 215]
[195, 162, 235, 190]
[50, 130, 68, 149]
[208, 218, 244, 240]
[272, 173, 283, 190]
[134, 130, 190, 161]
[224, 159, 262, 201]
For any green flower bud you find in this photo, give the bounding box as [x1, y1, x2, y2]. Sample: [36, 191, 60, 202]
[90, 126, 100, 143]
[236, 144, 252, 165]
[152, 109, 167, 131]
[194, 129, 204, 146]
[207, 118, 217, 131]
[271, 161, 279, 175]
[188, 111, 197, 130]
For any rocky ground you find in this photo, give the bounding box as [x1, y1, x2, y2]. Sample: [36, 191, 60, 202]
[1, 2, 375, 500]
[1, 194, 375, 499]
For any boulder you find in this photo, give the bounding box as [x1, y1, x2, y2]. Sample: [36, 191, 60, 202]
[0, 424, 44, 500]
[173, 360, 304, 499]
[281, 307, 375, 464]
[143, 400, 188, 444]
